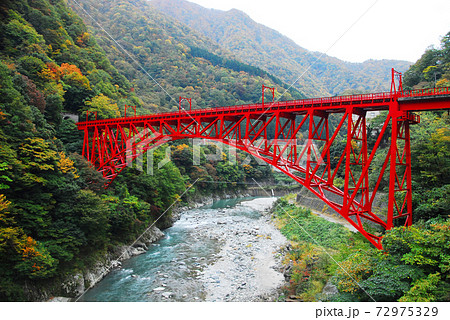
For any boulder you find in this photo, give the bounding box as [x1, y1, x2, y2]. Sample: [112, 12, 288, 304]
[133, 241, 148, 251]
[322, 281, 338, 298]
[130, 247, 146, 256]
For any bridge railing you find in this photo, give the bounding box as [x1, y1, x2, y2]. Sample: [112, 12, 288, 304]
[402, 86, 450, 98]
[78, 87, 450, 127]
[186, 92, 394, 114]
[79, 92, 399, 127]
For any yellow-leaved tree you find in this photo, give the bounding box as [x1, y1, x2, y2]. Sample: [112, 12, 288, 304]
[57, 151, 79, 179]
[84, 93, 120, 119]
[18, 137, 58, 186]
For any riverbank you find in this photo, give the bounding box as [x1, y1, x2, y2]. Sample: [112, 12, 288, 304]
[269, 195, 376, 301]
[46, 191, 248, 301]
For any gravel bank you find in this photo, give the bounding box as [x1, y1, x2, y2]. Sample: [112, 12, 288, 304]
[193, 197, 288, 301]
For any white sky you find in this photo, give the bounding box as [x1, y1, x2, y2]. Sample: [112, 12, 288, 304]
[186, 0, 450, 63]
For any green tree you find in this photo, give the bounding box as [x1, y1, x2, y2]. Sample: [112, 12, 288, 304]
[399, 273, 441, 302]
[73, 190, 110, 249]
[0, 163, 12, 190]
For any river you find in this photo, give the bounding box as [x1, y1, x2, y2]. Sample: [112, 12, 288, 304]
[78, 197, 287, 302]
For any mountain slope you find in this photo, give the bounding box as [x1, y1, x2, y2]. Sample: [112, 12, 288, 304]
[403, 32, 450, 89]
[150, 0, 412, 97]
[69, 0, 304, 114]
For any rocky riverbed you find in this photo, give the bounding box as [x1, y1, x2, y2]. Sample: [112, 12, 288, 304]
[195, 198, 288, 301]
[78, 197, 289, 302]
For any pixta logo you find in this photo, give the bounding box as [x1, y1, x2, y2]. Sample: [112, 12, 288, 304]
[125, 129, 324, 175]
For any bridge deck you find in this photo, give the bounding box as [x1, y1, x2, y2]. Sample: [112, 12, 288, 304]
[77, 87, 450, 130]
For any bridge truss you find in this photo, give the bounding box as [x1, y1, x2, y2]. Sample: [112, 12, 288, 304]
[77, 70, 450, 249]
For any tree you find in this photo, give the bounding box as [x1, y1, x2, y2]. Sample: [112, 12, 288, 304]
[84, 93, 120, 119]
[410, 114, 450, 221]
[412, 126, 450, 188]
[0, 62, 32, 129]
[403, 32, 450, 89]
[17, 56, 46, 84]
[57, 151, 79, 179]
[14, 236, 57, 279]
[20, 75, 46, 112]
[399, 273, 441, 302]
[0, 163, 12, 190]
[56, 119, 83, 154]
[2, 11, 46, 57]
[72, 190, 110, 249]
[18, 137, 57, 186]
[62, 71, 93, 113]
[70, 153, 106, 193]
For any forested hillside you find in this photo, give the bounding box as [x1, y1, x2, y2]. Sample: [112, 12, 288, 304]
[403, 32, 450, 89]
[69, 0, 303, 114]
[150, 0, 411, 97]
[0, 0, 173, 301]
[405, 32, 450, 224]
[0, 0, 275, 301]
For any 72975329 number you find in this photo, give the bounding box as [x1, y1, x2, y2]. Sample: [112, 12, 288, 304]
[376, 306, 438, 317]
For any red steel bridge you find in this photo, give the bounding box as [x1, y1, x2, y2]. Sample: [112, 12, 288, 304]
[77, 70, 450, 249]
